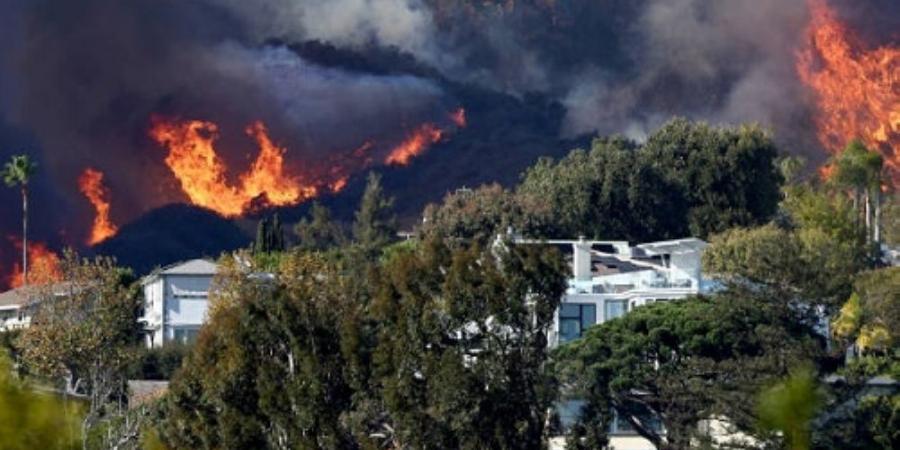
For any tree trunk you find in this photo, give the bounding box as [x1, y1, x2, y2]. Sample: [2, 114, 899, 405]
[864, 189, 872, 244]
[874, 188, 882, 245]
[22, 185, 28, 285]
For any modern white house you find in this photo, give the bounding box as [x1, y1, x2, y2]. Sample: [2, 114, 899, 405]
[516, 237, 711, 346]
[516, 236, 713, 450]
[138, 259, 218, 348]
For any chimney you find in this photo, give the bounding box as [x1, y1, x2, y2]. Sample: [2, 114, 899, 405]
[573, 237, 592, 281]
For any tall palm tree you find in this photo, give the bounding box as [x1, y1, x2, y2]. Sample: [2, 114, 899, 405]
[2, 155, 38, 285]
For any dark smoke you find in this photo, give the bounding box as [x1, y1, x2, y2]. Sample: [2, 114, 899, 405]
[0, 0, 896, 284]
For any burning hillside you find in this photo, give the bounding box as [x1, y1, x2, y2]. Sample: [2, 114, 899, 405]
[798, 0, 900, 184]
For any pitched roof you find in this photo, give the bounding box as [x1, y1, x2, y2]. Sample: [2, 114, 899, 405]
[159, 259, 218, 275]
[0, 288, 27, 309]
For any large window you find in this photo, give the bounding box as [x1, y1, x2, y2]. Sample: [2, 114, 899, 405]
[604, 299, 627, 321]
[559, 303, 596, 343]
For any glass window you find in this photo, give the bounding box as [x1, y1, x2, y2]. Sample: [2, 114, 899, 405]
[604, 300, 627, 321]
[173, 327, 200, 345]
[559, 304, 597, 343]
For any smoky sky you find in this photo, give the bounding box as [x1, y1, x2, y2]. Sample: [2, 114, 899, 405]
[0, 0, 897, 271]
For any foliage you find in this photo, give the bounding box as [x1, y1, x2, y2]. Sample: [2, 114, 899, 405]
[831, 267, 899, 351]
[293, 202, 346, 251]
[756, 365, 823, 450]
[702, 223, 864, 312]
[555, 292, 824, 449]
[353, 172, 396, 255]
[420, 183, 539, 246]
[370, 238, 567, 449]
[519, 118, 783, 241]
[1, 154, 38, 188]
[17, 251, 141, 446]
[254, 213, 286, 254]
[0, 351, 81, 450]
[157, 252, 367, 449]
[126, 344, 191, 381]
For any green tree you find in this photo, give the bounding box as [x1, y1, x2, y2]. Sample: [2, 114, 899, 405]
[293, 202, 346, 251]
[157, 251, 369, 449]
[555, 292, 823, 449]
[353, 172, 396, 254]
[2, 154, 38, 285]
[0, 352, 81, 449]
[253, 214, 286, 254]
[17, 251, 141, 448]
[756, 365, 823, 450]
[370, 238, 567, 449]
[517, 119, 782, 241]
[420, 184, 539, 246]
[831, 140, 885, 246]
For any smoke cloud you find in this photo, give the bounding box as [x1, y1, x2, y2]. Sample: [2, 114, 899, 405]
[0, 0, 896, 283]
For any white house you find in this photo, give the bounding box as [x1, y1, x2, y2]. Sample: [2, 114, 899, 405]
[516, 237, 711, 346]
[139, 259, 218, 348]
[0, 287, 33, 331]
[516, 236, 713, 450]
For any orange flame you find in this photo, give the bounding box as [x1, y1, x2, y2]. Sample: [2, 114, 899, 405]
[78, 168, 118, 245]
[8, 240, 62, 288]
[450, 107, 467, 128]
[385, 123, 444, 166]
[797, 0, 899, 184]
[149, 117, 315, 217]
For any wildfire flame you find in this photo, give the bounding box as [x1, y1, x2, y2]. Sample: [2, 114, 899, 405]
[78, 168, 118, 245]
[797, 0, 899, 184]
[8, 239, 62, 288]
[149, 117, 315, 217]
[450, 107, 467, 128]
[385, 123, 444, 166]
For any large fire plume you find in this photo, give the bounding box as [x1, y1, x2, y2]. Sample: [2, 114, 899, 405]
[78, 168, 118, 245]
[797, 0, 899, 184]
[149, 117, 315, 217]
[7, 239, 62, 288]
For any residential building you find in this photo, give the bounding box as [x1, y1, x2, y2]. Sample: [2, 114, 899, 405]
[0, 287, 34, 331]
[139, 259, 218, 348]
[516, 237, 711, 346]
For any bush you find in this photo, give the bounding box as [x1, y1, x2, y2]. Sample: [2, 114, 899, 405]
[127, 344, 191, 380]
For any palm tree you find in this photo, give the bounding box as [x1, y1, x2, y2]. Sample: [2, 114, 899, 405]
[832, 140, 883, 246]
[2, 155, 38, 285]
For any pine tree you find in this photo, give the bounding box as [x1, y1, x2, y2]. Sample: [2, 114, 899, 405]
[353, 172, 396, 255]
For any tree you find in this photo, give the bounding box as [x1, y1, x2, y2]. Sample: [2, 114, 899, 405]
[2, 154, 38, 285]
[831, 140, 885, 246]
[419, 184, 540, 246]
[293, 202, 346, 251]
[17, 251, 141, 448]
[0, 351, 81, 450]
[353, 172, 396, 254]
[756, 365, 823, 450]
[555, 292, 824, 449]
[157, 251, 370, 449]
[370, 238, 567, 449]
[253, 213, 286, 254]
[517, 119, 782, 241]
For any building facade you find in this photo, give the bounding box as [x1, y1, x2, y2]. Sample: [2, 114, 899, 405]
[139, 259, 218, 348]
[0, 288, 33, 331]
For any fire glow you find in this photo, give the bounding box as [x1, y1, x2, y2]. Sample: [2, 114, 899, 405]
[149, 117, 316, 217]
[797, 0, 899, 183]
[79, 168, 118, 245]
[385, 123, 444, 166]
[8, 239, 62, 288]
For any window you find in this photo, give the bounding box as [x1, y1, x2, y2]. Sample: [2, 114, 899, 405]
[172, 327, 200, 345]
[604, 300, 627, 321]
[558, 303, 596, 343]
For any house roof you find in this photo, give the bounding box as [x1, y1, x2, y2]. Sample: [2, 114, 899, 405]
[142, 259, 218, 284]
[637, 238, 708, 255]
[0, 288, 27, 309]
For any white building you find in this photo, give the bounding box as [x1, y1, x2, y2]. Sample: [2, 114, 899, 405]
[517, 237, 712, 450]
[519, 237, 711, 346]
[0, 287, 34, 331]
[139, 259, 218, 348]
